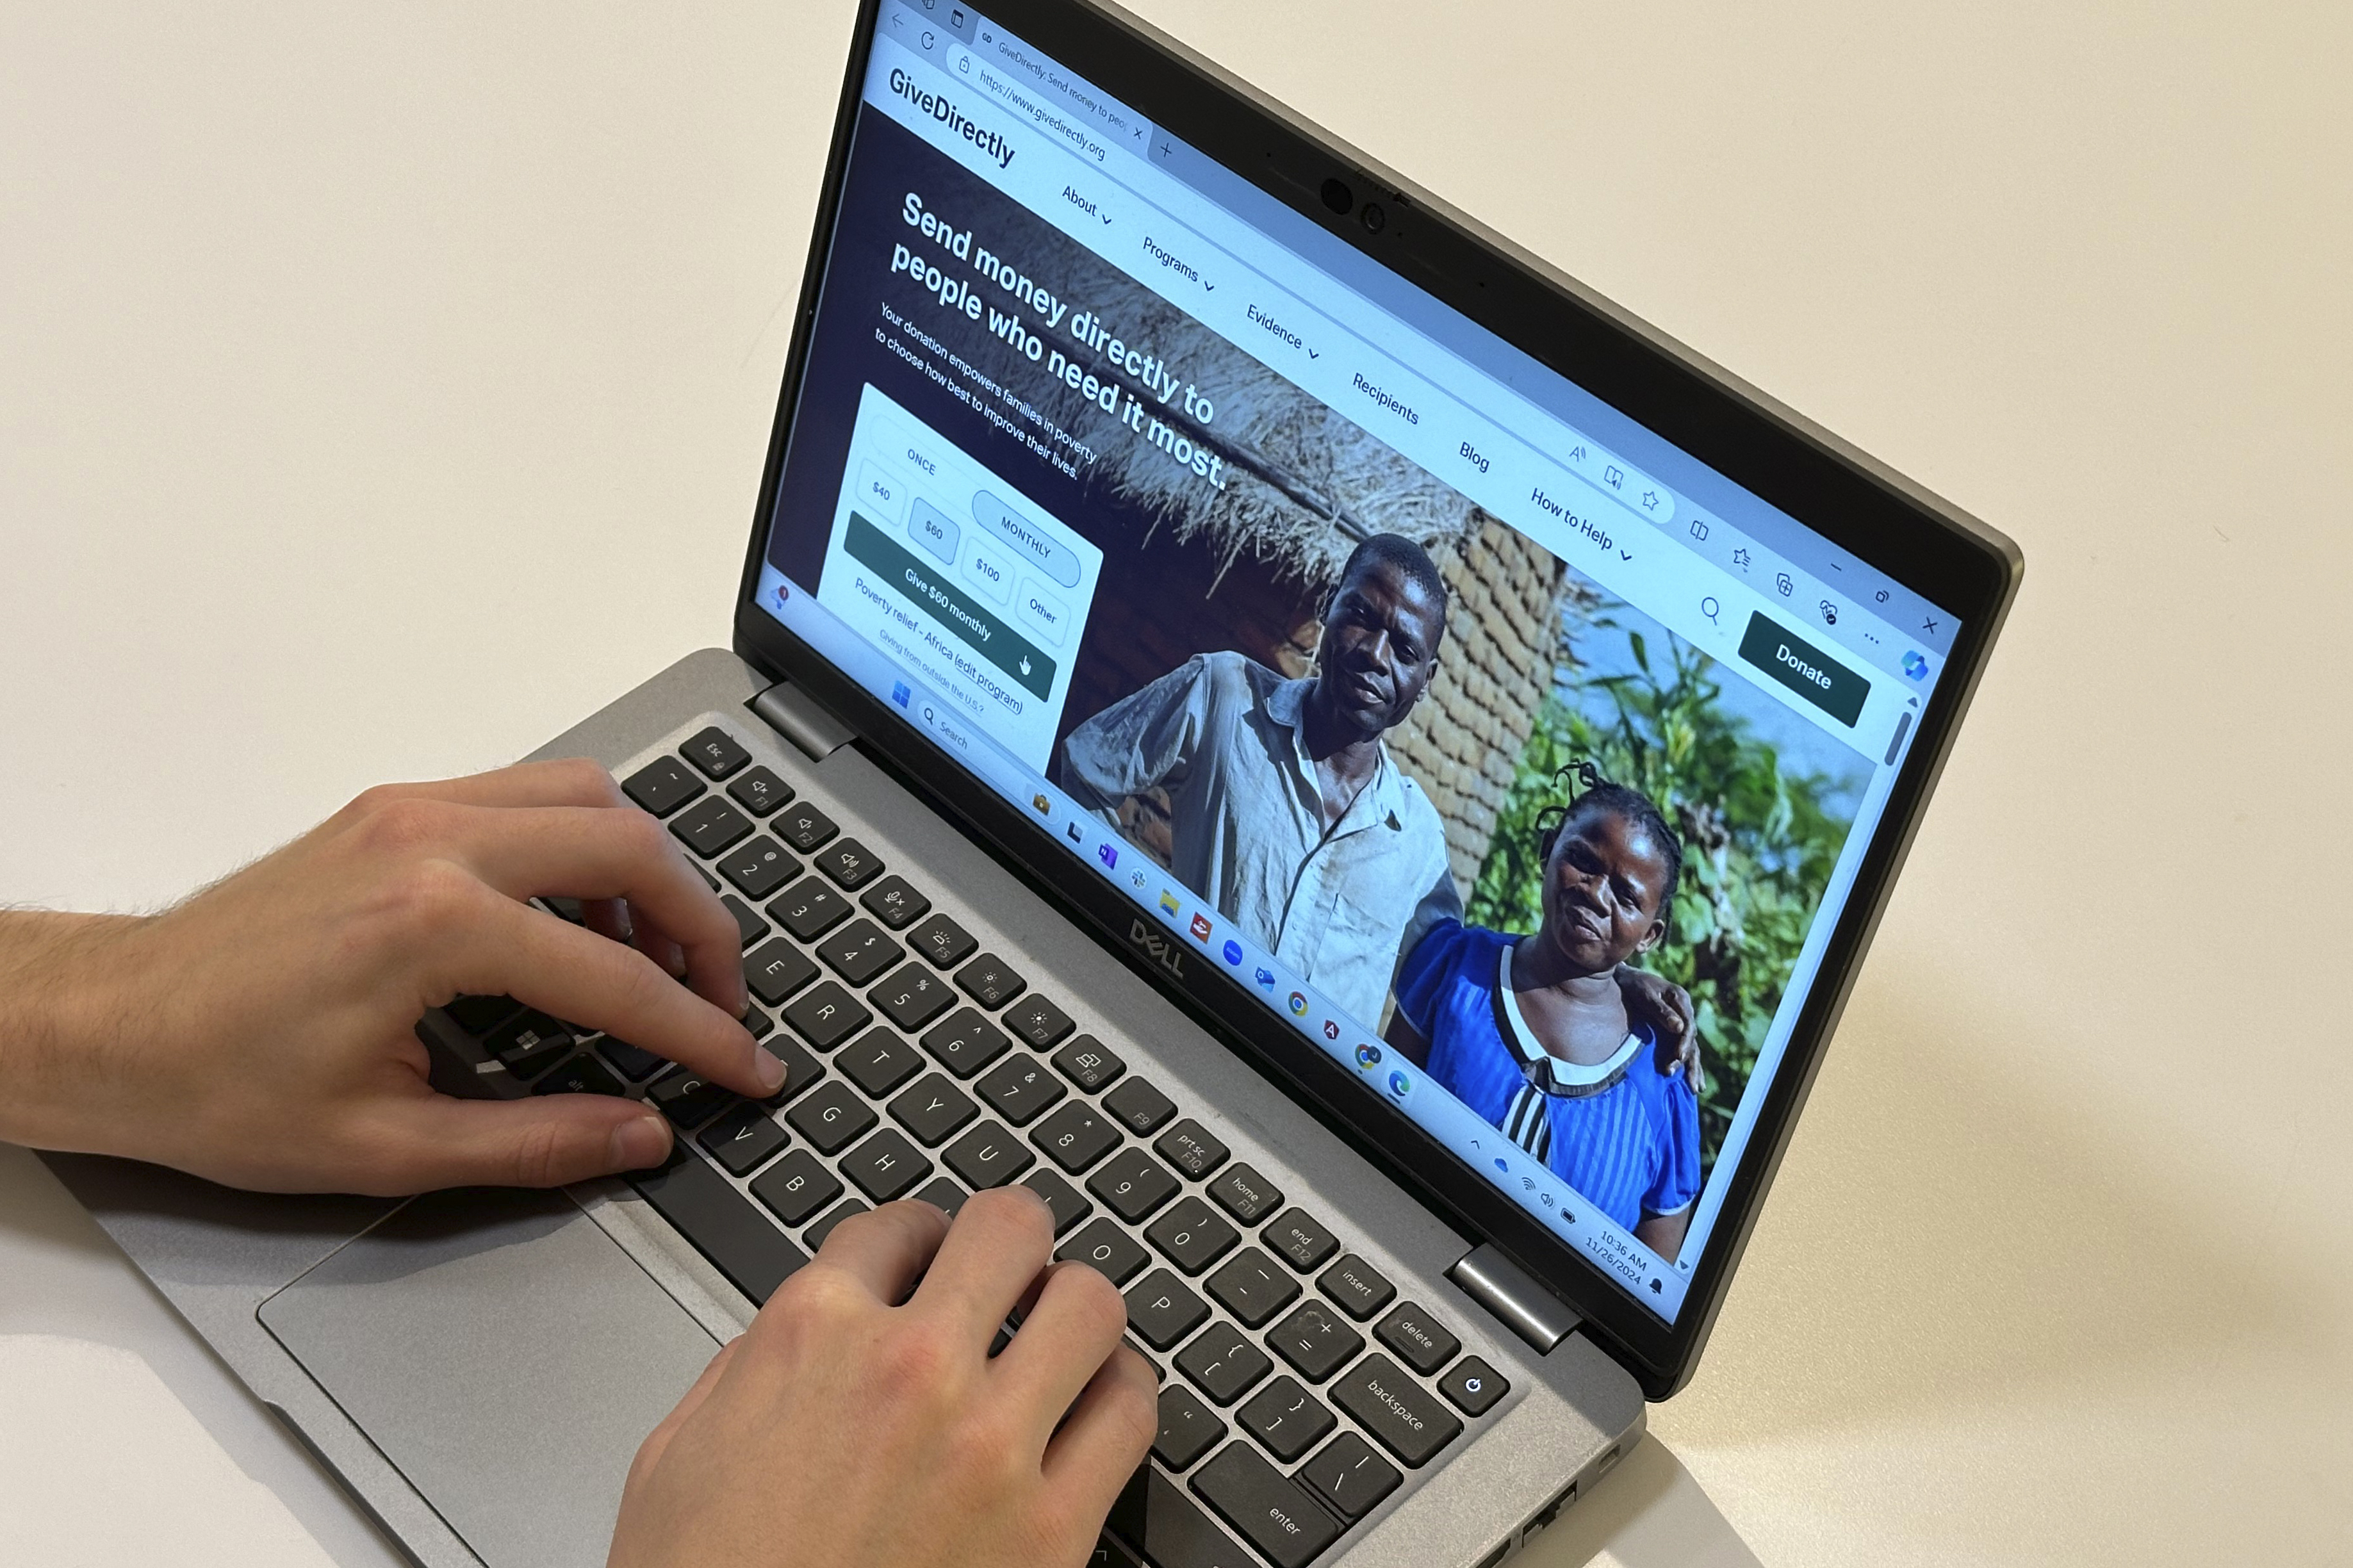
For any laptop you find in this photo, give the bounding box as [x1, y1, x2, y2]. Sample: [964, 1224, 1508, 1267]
[44, 1, 2022, 1564]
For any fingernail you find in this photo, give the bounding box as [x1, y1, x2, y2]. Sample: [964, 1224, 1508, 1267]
[753, 1048, 787, 1093]
[608, 1113, 670, 1170]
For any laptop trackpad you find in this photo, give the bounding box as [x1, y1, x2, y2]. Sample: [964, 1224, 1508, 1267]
[259, 1187, 721, 1568]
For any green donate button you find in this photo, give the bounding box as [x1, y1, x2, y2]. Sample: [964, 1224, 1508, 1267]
[845, 512, 1056, 701]
[1737, 612, 1869, 727]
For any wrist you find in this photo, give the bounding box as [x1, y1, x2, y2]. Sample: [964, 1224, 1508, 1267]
[0, 911, 154, 1152]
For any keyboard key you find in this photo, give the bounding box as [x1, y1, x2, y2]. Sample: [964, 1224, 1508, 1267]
[889, 1073, 978, 1146]
[726, 765, 792, 816]
[648, 1071, 736, 1132]
[1147, 1198, 1239, 1276]
[816, 919, 903, 986]
[750, 1150, 843, 1227]
[598, 1036, 666, 1082]
[719, 894, 768, 949]
[741, 1004, 774, 1040]
[908, 913, 977, 968]
[1373, 1303, 1459, 1376]
[839, 1027, 926, 1097]
[681, 726, 751, 779]
[717, 837, 801, 901]
[1297, 1432, 1400, 1522]
[812, 838, 883, 889]
[944, 1121, 1035, 1189]
[621, 756, 703, 818]
[770, 877, 851, 942]
[1088, 1148, 1179, 1222]
[1051, 1036, 1125, 1093]
[1031, 1102, 1122, 1174]
[785, 1081, 877, 1154]
[953, 953, 1026, 1009]
[772, 801, 839, 853]
[630, 1151, 807, 1305]
[1316, 1255, 1396, 1323]
[756, 1032, 825, 1106]
[1058, 1218, 1152, 1286]
[488, 1011, 575, 1079]
[1190, 1442, 1338, 1568]
[919, 1008, 1012, 1078]
[782, 981, 871, 1050]
[1204, 1247, 1300, 1328]
[1020, 1168, 1090, 1235]
[805, 1198, 869, 1250]
[743, 938, 819, 1007]
[1205, 1164, 1283, 1225]
[1107, 1467, 1253, 1568]
[1001, 993, 1075, 1049]
[698, 1103, 789, 1175]
[671, 797, 753, 858]
[839, 1128, 933, 1202]
[1174, 1323, 1270, 1407]
[1265, 1209, 1339, 1273]
[870, 963, 957, 1033]
[1153, 1384, 1227, 1471]
[1437, 1355, 1507, 1417]
[915, 1177, 971, 1221]
[1125, 1269, 1210, 1350]
[1330, 1353, 1463, 1468]
[531, 1054, 623, 1097]
[444, 994, 521, 1034]
[1235, 1376, 1333, 1463]
[1154, 1120, 1228, 1180]
[975, 1054, 1066, 1125]
[1266, 1301, 1363, 1384]
[1103, 1077, 1176, 1136]
[858, 874, 930, 929]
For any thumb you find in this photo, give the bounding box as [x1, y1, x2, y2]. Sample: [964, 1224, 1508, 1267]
[363, 1091, 675, 1191]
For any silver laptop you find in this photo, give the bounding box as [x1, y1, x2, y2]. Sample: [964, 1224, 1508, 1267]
[45, 1, 2021, 1564]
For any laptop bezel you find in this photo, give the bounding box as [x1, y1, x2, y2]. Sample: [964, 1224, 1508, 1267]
[730, 0, 2022, 1398]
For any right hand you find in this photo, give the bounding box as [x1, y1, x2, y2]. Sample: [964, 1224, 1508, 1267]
[608, 1188, 1158, 1568]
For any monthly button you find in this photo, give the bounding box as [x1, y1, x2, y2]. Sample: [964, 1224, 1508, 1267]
[972, 491, 1079, 588]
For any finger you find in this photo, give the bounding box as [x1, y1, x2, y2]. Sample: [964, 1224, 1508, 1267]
[445, 892, 777, 1098]
[628, 1337, 741, 1488]
[911, 1186, 1057, 1349]
[1040, 1346, 1158, 1511]
[343, 1090, 673, 1195]
[807, 1200, 950, 1305]
[997, 1261, 1131, 1440]
[348, 757, 630, 813]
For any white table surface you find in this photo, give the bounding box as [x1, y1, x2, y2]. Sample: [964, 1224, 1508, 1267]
[3, 1, 2348, 1564]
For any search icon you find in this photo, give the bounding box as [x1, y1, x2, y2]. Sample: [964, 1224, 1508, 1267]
[1701, 596, 1722, 627]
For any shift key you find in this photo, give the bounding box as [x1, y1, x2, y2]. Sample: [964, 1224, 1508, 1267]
[1329, 1353, 1463, 1468]
[1190, 1442, 1338, 1568]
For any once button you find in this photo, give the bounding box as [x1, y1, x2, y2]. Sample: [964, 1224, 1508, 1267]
[1737, 612, 1869, 727]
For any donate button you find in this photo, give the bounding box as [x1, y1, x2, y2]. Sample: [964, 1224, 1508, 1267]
[1737, 613, 1869, 727]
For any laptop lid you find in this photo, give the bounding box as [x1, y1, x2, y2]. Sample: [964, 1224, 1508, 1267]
[732, 0, 2021, 1398]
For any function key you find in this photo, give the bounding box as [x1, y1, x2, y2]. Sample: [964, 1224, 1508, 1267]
[717, 837, 801, 901]
[1002, 993, 1075, 1050]
[1102, 1077, 1176, 1136]
[944, 1120, 1036, 1190]
[1437, 1355, 1507, 1417]
[681, 726, 751, 780]
[870, 963, 958, 1033]
[1264, 1209, 1339, 1273]
[743, 938, 818, 1008]
[1297, 1432, 1401, 1522]
[1145, 1196, 1239, 1275]
[1203, 1247, 1300, 1328]
[697, 1104, 789, 1176]
[444, 994, 522, 1035]
[1173, 1323, 1269, 1407]
[1329, 1353, 1463, 1468]
[1030, 1101, 1122, 1173]
[1205, 1164, 1283, 1225]
[783, 1081, 877, 1154]
[1057, 1218, 1151, 1287]
[888, 1072, 979, 1147]
[974, 1054, 1066, 1125]
[532, 1054, 623, 1098]
[839, 1128, 933, 1202]
[1124, 1268, 1209, 1350]
[954, 954, 1026, 1009]
[1373, 1302, 1459, 1376]
[648, 1069, 734, 1131]
[805, 1198, 870, 1250]
[726, 765, 794, 816]
[1189, 1442, 1338, 1568]
[1152, 1385, 1227, 1472]
[781, 981, 871, 1051]
[814, 838, 883, 889]
[621, 756, 703, 817]
[1316, 1255, 1396, 1323]
[750, 1150, 843, 1228]
[858, 874, 930, 930]
[838, 1027, 926, 1098]
[671, 797, 753, 858]
[816, 919, 904, 986]
[908, 913, 978, 968]
[1266, 1300, 1363, 1384]
[773, 801, 839, 853]
[1086, 1147, 1179, 1223]
[1235, 1376, 1333, 1464]
[1152, 1119, 1229, 1180]
[920, 1008, 1013, 1079]
[1051, 1036, 1124, 1093]
[1020, 1168, 1091, 1236]
[770, 877, 851, 942]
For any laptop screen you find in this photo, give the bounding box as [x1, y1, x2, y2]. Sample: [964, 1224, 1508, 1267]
[751, 0, 1959, 1324]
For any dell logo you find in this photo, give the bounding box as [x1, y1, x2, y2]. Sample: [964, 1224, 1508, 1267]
[1128, 919, 1185, 977]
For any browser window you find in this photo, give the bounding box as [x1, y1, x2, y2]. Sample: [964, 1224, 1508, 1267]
[755, 0, 1958, 1321]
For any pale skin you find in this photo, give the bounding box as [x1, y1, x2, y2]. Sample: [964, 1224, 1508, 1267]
[0, 759, 1155, 1568]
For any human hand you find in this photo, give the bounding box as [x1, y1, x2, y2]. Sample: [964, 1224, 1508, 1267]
[609, 1188, 1157, 1568]
[0, 759, 777, 1194]
[1615, 965, 1702, 1092]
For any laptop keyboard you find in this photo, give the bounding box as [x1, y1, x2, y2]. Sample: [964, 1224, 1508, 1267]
[434, 724, 1513, 1568]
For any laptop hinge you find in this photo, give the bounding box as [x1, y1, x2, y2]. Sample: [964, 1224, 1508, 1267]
[1448, 1243, 1579, 1354]
[748, 679, 857, 763]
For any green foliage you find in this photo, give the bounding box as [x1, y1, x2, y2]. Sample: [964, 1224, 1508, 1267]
[1465, 617, 1855, 1172]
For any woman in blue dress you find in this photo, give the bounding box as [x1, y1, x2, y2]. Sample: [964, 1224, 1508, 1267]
[1386, 767, 1702, 1259]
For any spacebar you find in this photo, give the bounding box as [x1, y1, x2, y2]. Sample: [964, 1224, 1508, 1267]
[628, 1153, 808, 1306]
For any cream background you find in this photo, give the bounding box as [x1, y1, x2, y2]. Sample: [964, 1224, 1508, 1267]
[2, 1, 2347, 1564]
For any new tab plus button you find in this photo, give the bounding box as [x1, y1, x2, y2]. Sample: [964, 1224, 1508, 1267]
[1737, 613, 1869, 727]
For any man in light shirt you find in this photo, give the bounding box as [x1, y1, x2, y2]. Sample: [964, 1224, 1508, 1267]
[1056, 534, 1457, 1025]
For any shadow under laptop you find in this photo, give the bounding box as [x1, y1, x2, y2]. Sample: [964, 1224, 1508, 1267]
[1518, 1432, 1762, 1568]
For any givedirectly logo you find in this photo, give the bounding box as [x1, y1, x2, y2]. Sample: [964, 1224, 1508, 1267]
[1188, 913, 1213, 942]
[1903, 649, 1930, 681]
[1127, 919, 1184, 976]
[1221, 940, 1243, 966]
[1286, 991, 1309, 1016]
[1096, 843, 1118, 870]
[1354, 1044, 1382, 1069]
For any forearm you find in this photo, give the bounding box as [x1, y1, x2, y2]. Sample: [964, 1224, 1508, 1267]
[0, 910, 151, 1151]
